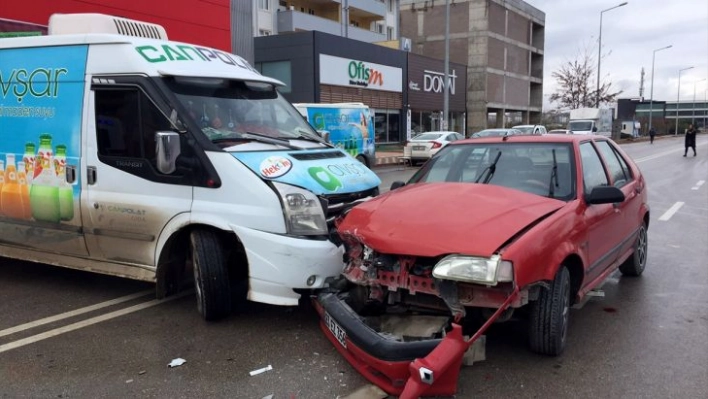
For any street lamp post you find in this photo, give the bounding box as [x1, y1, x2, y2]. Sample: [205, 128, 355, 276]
[648, 45, 672, 132]
[692, 78, 706, 126]
[675, 66, 695, 135]
[596, 2, 628, 108]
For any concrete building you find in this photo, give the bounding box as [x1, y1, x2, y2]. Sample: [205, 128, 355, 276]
[399, 0, 545, 135]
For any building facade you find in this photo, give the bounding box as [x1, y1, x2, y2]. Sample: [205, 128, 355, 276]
[253, 0, 399, 42]
[255, 31, 408, 144]
[632, 100, 708, 133]
[1, 0, 231, 50]
[399, 0, 545, 135]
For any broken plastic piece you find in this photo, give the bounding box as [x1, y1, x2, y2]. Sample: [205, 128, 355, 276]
[249, 364, 273, 376]
[167, 358, 186, 368]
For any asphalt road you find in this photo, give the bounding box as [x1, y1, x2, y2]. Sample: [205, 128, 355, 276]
[0, 135, 706, 398]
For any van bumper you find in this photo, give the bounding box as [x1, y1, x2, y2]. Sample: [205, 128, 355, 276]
[230, 224, 345, 306]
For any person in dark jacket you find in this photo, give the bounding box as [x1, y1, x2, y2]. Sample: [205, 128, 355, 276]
[684, 124, 697, 157]
[649, 127, 656, 144]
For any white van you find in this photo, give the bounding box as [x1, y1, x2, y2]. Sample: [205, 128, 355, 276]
[0, 14, 381, 320]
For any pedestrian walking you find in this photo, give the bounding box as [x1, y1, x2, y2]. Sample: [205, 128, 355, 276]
[683, 124, 697, 157]
[649, 127, 656, 144]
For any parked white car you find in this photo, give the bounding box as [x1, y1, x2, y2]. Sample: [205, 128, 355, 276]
[512, 124, 547, 135]
[405, 131, 464, 164]
[548, 129, 572, 135]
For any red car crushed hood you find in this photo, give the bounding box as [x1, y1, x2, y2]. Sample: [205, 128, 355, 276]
[337, 182, 565, 257]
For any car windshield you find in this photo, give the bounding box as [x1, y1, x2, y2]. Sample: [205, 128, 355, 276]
[514, 126, 535, 134]
[409, 142, 576, 200]
[569, 121, 593, 131]
[413, 133, 443, 141]
[163, 77, 321, 145]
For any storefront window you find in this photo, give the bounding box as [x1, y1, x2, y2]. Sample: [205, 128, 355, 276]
[255, 61, 292, 93]
[409, 110, 465, 136]
[373, 109, 403, 143]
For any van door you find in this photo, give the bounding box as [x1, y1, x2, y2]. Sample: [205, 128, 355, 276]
[83, 81, 193, 267]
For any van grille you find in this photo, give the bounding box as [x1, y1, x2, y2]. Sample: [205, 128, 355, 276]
[321, 187, 379, 245]
[113, 19, 164, 39]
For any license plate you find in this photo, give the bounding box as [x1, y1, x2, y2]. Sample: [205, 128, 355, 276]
[324, 312, 347, 348]
[413, 146, 426, 151]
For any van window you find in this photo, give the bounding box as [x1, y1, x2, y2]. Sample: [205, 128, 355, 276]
[95, 88, 171, 163]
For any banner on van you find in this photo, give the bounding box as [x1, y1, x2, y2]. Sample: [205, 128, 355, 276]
[302, 106, 375, 160]
[0, 45, 87, 224]
[232, 149, 381, 195]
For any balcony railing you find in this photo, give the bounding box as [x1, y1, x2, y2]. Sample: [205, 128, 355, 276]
[277, 10, 386, 43]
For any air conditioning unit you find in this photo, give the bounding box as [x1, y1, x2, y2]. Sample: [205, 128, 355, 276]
[48, 13, 168, 40]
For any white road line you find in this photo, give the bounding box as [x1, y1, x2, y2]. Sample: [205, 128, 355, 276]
[0, 291, 192, 354]
[658, 202, 685, 221]
[692, 180, 705, 190]
[0, 290, 153, 338]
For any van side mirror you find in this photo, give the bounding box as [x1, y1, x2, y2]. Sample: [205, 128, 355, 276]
[390, 181, 406, 191]
[156, 131, 181, 174]
[592, 126, 598, 133]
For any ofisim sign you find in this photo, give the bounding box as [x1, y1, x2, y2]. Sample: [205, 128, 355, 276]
[319, 54, 402, 93]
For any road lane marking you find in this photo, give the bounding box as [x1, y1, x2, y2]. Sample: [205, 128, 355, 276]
[0, 290, 153, 338]
[0, 291, 192, 354]
[692, 180, 705, 190]
[658, 202, 684, 221]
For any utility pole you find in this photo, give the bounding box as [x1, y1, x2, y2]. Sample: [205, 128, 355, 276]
[443, 0, 450, 131]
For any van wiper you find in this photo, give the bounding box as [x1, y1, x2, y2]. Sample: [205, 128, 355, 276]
[475, 150, 502, 184]
[213, 131, 301, 150]
[548, 149, 559, 197]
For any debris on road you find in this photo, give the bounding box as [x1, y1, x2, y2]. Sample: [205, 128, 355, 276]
[261, 395, 274, 399]
[249, 364, 273, 376]
[138, 370, 146, 375]
[167, 358, 187, 368]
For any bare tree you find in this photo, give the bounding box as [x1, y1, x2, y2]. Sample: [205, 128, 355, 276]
[549, 47, 622, 109]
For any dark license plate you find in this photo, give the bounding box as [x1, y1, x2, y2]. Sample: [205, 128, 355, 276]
[324, 312, 347, 348]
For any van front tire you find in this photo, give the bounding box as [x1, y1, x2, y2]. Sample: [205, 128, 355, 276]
[190, 229, 232, 321]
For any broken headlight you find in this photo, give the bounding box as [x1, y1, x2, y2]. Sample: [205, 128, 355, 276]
[432, 254, 513, 286]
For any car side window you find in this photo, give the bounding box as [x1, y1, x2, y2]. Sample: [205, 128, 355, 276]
[95, 88, 172, 165]
[595, 141, 632, 188]
[579, 142, 609, 193]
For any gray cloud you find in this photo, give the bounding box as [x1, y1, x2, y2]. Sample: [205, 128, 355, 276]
[525, 0, 708, 110]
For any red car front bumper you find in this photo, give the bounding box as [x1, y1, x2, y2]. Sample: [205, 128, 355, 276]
[313, 289, 519, 398]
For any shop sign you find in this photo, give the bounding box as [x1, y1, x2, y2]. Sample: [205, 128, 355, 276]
[423, 69, 457, 95]
[319, 54, 402, 93]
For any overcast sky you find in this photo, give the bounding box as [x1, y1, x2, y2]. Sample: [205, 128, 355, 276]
[524, 0, 708, 110]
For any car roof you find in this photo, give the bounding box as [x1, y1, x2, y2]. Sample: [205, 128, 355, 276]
[454, 134, 609, 145]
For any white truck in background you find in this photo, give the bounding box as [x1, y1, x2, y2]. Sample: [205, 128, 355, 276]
[567, 108, 613, 136]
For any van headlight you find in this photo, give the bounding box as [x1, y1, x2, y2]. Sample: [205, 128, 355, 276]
[273, 182, 327, 236]
[432, 255, 513, 286]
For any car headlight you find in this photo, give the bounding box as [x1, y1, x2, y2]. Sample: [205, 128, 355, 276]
[432, 254, 514, 286]
[272, 182, 327, 236]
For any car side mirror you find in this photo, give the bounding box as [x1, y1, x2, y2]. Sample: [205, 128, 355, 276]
[156, 131, 181, 174]
[390, 181, 406, 191]
[585, 185, 625, 205]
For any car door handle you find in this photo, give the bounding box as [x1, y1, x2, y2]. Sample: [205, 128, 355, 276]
[87, 166, 97, 185]
[635, 185, 643, 194]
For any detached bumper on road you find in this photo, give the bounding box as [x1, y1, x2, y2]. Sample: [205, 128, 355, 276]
[313, 290, 520, 398]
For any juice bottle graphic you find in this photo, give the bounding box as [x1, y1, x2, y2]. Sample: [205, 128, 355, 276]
[54, 145, 74, 221]
[0, 160, 5, 217]
[1, 154, 25, 219]
[17, 161, 31, 220]
[29, 134, 61, 223]
[23, 143, 36, 185]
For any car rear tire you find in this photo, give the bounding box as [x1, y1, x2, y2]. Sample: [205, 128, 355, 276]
[528, 266, 570, 356]
[191, 229, 232, 321]
[619, 222, 648, 277]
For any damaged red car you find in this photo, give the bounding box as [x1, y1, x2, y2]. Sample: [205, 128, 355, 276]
[314, 134, 649, 397]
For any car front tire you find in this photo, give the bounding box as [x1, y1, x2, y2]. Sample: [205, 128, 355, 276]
[528, 266, 571, 356]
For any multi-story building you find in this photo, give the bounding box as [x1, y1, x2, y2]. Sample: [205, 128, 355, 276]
[252, 0, 399, 42]
[399, 0, 545, 134]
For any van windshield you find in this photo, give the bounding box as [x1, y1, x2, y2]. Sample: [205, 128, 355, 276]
[568, 121, 593, 132]
[163, 77, 321, 144]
